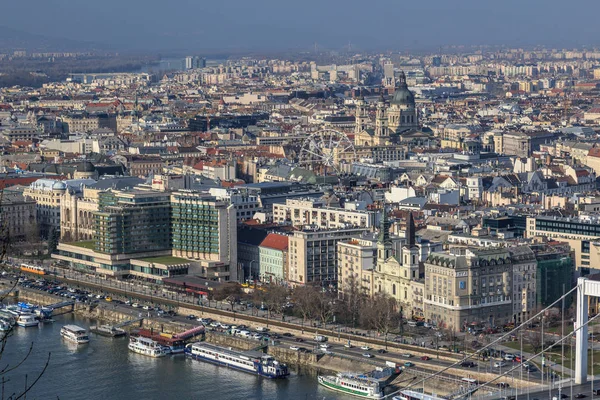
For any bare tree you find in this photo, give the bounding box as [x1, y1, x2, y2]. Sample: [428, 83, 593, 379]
[262, 285, 288, 319]
[338, 274, 366, 328]
[360, 293, 398, 347]
[211, 282, 243, 311]
[526, 331, 543, 354]
[314, 289, 337, 328]
[292, 285, 319, 325]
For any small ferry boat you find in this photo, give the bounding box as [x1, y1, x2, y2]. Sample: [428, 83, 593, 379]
[90, 324, 126, 338]
[16, 314, 39, 327]
[185, 342, 289, 378]
[60, 325, 90, 344]
[128, 336, 168, 358]
[318, 372, 383, 399]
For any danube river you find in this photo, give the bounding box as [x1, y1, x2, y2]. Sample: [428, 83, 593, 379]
[4, 314, 346, 400]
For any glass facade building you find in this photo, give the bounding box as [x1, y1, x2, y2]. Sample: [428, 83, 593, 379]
[94, 191, 171, 254]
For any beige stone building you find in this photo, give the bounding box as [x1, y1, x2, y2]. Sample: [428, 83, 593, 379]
[60, 187, 99, 241]
[0, 190, 37, 239]
[273, 198, 374, 229]
[287, 226, 369, 286]
[424, 248, 514, 331]
[337, 236, 377, 297]
[508, 246, 537, 323]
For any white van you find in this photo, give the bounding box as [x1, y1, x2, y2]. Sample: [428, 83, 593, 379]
[256, 326, 269, 332]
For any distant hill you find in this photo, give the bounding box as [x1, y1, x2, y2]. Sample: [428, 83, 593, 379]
[0, 25, 108, 52]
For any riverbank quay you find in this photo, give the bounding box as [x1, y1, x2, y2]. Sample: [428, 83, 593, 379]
[9, 283, 541, 397]
[7, 271, 463, 362]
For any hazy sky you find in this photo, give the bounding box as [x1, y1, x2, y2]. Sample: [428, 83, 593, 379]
[3, 0, 600, 52]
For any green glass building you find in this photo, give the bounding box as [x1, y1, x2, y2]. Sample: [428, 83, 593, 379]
[94, 190, 171, 254]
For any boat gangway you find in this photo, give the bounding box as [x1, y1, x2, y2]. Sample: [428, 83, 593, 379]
[45, 300, 75, 311]
[172, 325, 204, 340]
[112, 318, 143, 329]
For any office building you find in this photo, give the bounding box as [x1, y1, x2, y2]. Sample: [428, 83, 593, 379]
[170, 191, 238, 281]
[526, 215, 599, 271]
[424, 248, 514, 331]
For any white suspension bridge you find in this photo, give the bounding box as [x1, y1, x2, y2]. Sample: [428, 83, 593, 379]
[385, 277, 600, 400]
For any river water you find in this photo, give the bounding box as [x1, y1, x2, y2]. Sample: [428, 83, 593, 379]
[4, 314, 346, 400]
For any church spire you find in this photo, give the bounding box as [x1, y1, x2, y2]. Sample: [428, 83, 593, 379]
[398, 70, 407, 88]
[406, 211, 416, 248]
[378, 208, 391, 245]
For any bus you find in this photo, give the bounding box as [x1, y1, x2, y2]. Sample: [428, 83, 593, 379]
[20, 264, 47, 275]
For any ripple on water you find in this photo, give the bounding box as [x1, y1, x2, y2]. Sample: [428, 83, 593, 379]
[3, 314, 347, 400]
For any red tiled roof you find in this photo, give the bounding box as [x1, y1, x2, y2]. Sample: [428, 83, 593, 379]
[259, 233, 289, 251]
[588, 148, 600, 158]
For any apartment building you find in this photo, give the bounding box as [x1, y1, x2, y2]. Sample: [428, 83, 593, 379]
[337, 235, 378, 297]
[258, 233, 289, 284]
[288, 226, 370, 286]
[62, 116, 100, 133]
[0, 190, 37, 239]
[508, 246, 537, 323]
[273, 198, 374, 229]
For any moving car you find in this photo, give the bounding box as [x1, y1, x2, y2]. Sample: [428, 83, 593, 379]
[362, 353, 374, 358]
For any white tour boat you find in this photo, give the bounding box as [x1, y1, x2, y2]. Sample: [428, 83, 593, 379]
[16, 314, 39, 328]
[128, 336, 168, 358]
[60, 325, 90, 344]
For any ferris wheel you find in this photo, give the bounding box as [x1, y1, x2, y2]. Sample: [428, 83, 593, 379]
[298, 129, 356, 173]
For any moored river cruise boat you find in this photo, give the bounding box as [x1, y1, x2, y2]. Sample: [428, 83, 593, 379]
[185, 342, 289, 378]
